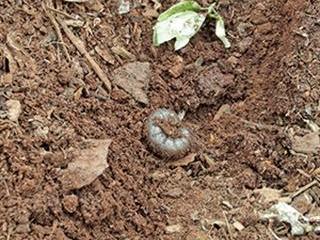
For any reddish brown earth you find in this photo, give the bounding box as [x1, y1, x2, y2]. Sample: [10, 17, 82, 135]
[0, 0, 319, 239]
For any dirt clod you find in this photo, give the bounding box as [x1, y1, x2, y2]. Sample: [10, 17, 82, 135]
[62, 194, 79, 213]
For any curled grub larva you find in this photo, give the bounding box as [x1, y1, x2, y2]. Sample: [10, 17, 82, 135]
[145, 108, 193, 159]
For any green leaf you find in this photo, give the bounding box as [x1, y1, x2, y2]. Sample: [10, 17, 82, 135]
[153, 11, 206, 50]
[157, 0, 201, 22]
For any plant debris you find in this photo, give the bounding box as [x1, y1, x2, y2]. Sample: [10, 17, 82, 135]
[261, 202, 313, 236]
[113, 62, 151, 104]
[60, 139, 112, 191]
[153, 1, 231, 50]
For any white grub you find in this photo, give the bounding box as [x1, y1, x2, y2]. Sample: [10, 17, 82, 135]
[146, 108, 192, 159]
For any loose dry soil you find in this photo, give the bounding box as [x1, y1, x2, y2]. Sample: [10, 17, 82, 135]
[0, 0, 320, 239]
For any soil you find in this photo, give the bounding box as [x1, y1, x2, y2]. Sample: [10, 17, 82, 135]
[0, 0, 319, 239]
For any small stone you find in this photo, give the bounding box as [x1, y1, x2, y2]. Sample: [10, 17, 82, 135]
[39, 26, 47, 34]
[314, 226, 320, 235]
[222, 200, 233, 209]
[237, 22, 254, 37]
[149, 170, 168, 180]
[233, 220, 245, 231]
[163, 188, 183, 198]
[85, 0, 104, 12]
[62, 194, 79, 213]
[168, 56, 184, 78]
[6, 99, 21, 122]
[165, 224, 182, 234]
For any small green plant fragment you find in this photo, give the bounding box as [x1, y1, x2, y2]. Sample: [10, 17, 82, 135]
[153, 1, 231, 50]
[214, 16, 231, 48]
[207, 4, 231, 48]
[157, 0, 201, 22]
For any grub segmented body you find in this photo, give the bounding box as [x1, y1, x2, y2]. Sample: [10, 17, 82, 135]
[146, 108, 192, 159]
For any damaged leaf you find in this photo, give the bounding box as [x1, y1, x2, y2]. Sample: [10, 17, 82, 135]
[153, 1, 231, 50]
[291, 132, 320, 154]
[261, 202, 313, 236]
[60, 139, 112, 191]
[153, 11, 206, 50]
[113, 62, 151, 104]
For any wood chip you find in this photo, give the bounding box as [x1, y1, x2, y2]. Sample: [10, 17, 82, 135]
[165, 224, 182, 234]
[111, 45, 136, 60]
[64, 19, 84, 27]
[168, 56, 184, 78]
[222, 201, 233, 209]
[163, 187, 183, 198]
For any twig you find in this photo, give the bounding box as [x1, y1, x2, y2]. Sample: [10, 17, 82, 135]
[223, 211, 233, 240]
[229, 114, 281, 131]
[43, 1, 71, 62]
[2, 179, 10, 196]
[222, 228, 230, 240]
[6, 227, 11, 240]
[297, 168, 312, 179]
[55, 16, 112, 92]
[47, 6, 80, 20]
[290, 180, 318, 200]
[268, 227, 282, 240]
